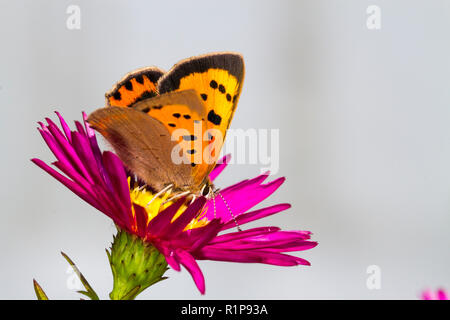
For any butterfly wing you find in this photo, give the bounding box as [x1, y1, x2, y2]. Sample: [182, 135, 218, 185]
[158, 52, 245, 140]
[99, 52, 245, 192]
[157, 52, 245, 181]
[87, 106, 194, 192]
[89, 90, 211, 192]
[105, 66, 165, 108]
[132, 90, 212, 189]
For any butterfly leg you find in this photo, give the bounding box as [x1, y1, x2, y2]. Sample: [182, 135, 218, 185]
[137, 184, 148, 192]
[146, 184, 174, 208]
[163, 190, 192, 204]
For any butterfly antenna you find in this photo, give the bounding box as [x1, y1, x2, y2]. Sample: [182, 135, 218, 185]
[213, 193, 217, 219]
[146, 184, 173, 208]
[217, 191, 242, 231]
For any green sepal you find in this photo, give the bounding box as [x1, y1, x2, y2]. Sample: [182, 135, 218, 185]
[120, 285, 141, 300]
[33, 279, 49, 300]
[61, 251, 100, 300]
[108, 229, 168, 300]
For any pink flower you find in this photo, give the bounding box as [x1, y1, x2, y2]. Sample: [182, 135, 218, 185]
[422, 289, 448, 300]
[32, 112, 317, 294]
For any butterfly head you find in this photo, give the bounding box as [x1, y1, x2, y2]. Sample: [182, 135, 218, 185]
[200, 181, 215, 198]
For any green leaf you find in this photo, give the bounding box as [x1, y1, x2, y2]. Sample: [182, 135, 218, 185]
[33, 279, 49, 300]
[61, 251, 100, 300]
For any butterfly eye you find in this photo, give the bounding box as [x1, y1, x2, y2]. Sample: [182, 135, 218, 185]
[201, 184, 210, 197]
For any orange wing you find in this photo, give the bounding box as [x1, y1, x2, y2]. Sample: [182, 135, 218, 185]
[132, 90, 211, 188]
[101, 53, 245, 192]
[105, 67, 164, 108]
[157, 52, 245, 181]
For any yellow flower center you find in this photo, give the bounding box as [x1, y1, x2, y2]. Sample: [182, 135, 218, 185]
[128, 177, 210, 232]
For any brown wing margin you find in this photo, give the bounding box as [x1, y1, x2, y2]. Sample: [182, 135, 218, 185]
[158, 52, 244, 94]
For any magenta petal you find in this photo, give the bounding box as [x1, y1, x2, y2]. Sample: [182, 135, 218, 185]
[190, 219, 222, 251]
[55, 111, 73, 143]
[102, 152, 130, 206]
[82, 112, 94, 136]
[437, 289, 448, 300]
[45, 118, 94, 183]
[133, 204, 148, 238]
[102, 152, 133, 226]
[421, 290, 432, 300]
[221, 204, 291, 230]
[38, 129, 73, 170]
[209, 154, 231, 181]
[74, 120, 86, 135]
[71, 132, 104, 185]
[34, 113, 137, 231]
[161, 247, 181, 271]
[44, 117, 64, 137]
[212, 239, 317, 252]
[52, 160, 96, 195]
[146, 198, 186, 237]
[195, 247, 310, 266]
[260, 241, 318, 252]
[209, 226, 281, 245]
[82, 112, 112, 189]
[205, 175, 286, 223]
[163, 197, 207, 236]
[209, 231, 315, 251]
[176, 250, 206, 294]
[248, 230, 312, 242]
[38, 121, 49, 132]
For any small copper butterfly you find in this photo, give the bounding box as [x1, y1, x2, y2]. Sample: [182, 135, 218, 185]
[88, 52, 245, 197]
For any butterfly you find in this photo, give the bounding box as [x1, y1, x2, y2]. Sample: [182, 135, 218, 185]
[87, 52, 245, 199]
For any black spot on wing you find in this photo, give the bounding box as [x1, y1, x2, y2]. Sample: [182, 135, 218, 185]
[207, 110, 222, 125]
[124, 81, 133, 91]
[133, 90, 157, 104]
[135, 75, 144, 84]
[144, 70, 165, 84]
[210, 80, 218, 89]
[107, 68, 164, 102]
[113, 91, 122, 100]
